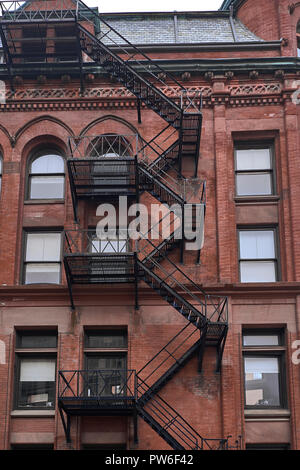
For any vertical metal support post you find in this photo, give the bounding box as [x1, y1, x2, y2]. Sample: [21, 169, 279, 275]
[58, 405, 71, 444]
[180, 203, 184, 264]
[133, 408, 138, 444]
[216, 326, 228, 373]
[63, 258, 75, 312]
[194, 115, 202, 178]
[74, 17, 85, 95]
[198, 325, 207, 373]
[137, 98, 142, 124]
[67, 161, 79, 224]
[135, 155, 140, 204]
[134, 252, 139, 310]
[178, 112, 184, 177]
[0, 24, 15, 93]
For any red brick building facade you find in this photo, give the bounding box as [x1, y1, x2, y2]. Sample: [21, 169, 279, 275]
[0, 0, 299, 451]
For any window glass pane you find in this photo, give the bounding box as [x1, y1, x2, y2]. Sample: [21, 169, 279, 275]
[18, 334, 57, 349]
[244, 357, 280, 406]
[236, 173, 272, 196]
[26, 233, 61, 262]
[31, 154, 64, 174]
[240, 261, 276, 283]
[87, 355, 126, 370]
[243, 335, 279, 346]
[236, 148, 271, 171]
[25, 263, 60, 284]
[239, 231, 275, 259]
[85, 357, 127, 397]
[0, 158, 2, 173]
[20, 359, 56, 382]
[30, 176, 64, 199]
[17, 358, 56, 408]
[85, 332, 127, 349]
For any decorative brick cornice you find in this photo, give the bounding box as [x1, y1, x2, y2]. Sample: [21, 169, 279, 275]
[229, 83, 282, 96]
[0, 83, 285, 111]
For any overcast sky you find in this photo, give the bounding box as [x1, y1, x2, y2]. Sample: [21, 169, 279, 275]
[85, 0, 223, 13]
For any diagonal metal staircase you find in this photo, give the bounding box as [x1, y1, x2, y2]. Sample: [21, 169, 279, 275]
[0, 0, 228, 449]
[71, 1, 225, 449]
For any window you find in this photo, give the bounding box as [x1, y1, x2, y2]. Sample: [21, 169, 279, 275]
[90, 228, 129, 254]
[28, 150, 65, 200]
[14, 331, 57, 410]
[297, 22, 300, 57]
[55, 26, 78, 62]
[84, 330, 127, 398]
[23, 232, 62, 284]
[89, 135, 132, 193]
[22, 26, 47, 63]
[235, 144, 274, 196]
[243, 331, 286, 409]
[238, 228, 278, 282]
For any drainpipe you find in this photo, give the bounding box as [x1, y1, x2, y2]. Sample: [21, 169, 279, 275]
[173, 11, 178, 43]
[229, 5, 238, 42]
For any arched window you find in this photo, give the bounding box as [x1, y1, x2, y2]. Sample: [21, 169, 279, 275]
[89, 135, 133, 191]
[28, 150, 65, 200]
[297, 21, 300, 57]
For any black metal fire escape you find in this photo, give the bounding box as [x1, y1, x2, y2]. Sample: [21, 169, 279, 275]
[0, 0, 229, 450]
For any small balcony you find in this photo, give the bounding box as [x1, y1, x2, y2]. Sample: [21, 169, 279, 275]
[58, 369, 137, 442]
[63, 229, 137, 286]
[67, 134, 139, 221]
[58, 369, 137, 415]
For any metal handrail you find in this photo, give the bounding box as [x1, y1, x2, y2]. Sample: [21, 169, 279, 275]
[136, 374, 227, 450]
[137, 237, 228, 324]
[58, 369, 136, 399]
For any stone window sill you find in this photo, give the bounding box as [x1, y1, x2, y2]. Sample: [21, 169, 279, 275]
[24, 200, 65, 205]
[234, 195, 280, 204]
[11, 410, 55, 417]
[244, 409, 290, 419]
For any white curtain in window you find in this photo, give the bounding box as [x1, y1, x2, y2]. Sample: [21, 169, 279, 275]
[244, 357, 279, 374]
[236, 148, 271, 171]
[25, 263, 60, 284]
[20, 358, 56, 382]
[30, 176, 64, 199]
[239, 231, 275, 259]
[240, 261, 276, 283]
[31, 154, 64, 174]
[26, 233, 61, 262]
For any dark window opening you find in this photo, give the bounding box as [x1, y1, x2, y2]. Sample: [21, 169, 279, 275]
[55, 26, 78, 62]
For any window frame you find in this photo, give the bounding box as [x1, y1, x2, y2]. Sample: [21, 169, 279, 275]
[14, 330, 57, 411]
[83, 329, 128, 399]
[237, 226, 280, 283]
[26, 148, 65, 202]
[242, 329, 287, 411]
[22, 229, 63, 285]
[22, 25, 47, 63]
[234, 142, 276, 198]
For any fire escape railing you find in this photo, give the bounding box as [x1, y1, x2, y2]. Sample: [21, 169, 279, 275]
[1, 0, 231, 449]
